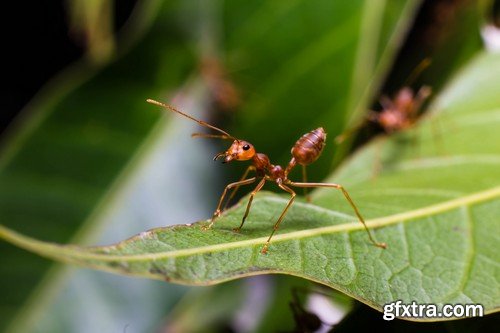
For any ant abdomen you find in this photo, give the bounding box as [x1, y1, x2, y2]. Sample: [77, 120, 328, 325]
[291, 127, 326, 165]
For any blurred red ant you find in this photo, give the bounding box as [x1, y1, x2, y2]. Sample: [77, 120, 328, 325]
[147, 99, 386, 254]
[366, 85, 432, 134]
[336, 59, 432, 143]
[200, 56, 241, 111]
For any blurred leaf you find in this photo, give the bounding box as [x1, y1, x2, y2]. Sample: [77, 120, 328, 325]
[2, 50, 500, 321]
[253, 277, 351, 333]
[0, 0, 199, 331]
[66, 0, 116, 63]
[253, 276, 311, 333]
[221, 0, 423, 180]
[160, 281, 245, 333]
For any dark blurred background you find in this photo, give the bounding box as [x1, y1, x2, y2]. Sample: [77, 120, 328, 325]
[0, 0, 137, 134]
[2, 0, 490, 143]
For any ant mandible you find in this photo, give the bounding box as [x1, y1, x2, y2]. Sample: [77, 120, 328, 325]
[147, 99, 387, 254]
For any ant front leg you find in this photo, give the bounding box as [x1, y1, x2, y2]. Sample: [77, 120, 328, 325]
[234, 177, 266, 233]
[202, 177, 257, 230]
[413, 86, 432, 112]
[223, 166, 256, 210]
[288, 181, 387, 249]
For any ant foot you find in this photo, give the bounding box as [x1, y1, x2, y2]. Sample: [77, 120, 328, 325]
[201, 221, 214, 231]
[202, 210, 222, 231]
[260, 243, 269, 255]
[212, 210, 221, 220]
[232, 227, 241, 233]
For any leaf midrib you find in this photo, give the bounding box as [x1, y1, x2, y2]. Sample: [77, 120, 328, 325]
[1, 185, 498, 262]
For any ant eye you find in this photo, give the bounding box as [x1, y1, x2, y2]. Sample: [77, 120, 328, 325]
[243, 144, 251, 151]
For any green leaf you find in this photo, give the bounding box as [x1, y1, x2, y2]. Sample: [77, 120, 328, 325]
[2, 51, 499, 320]
[161, 281, 246, 332]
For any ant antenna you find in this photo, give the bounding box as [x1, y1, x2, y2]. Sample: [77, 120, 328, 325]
[191, 132, 234, 140]
[146, 99, 238, 141]
[404, 58, 432, 87]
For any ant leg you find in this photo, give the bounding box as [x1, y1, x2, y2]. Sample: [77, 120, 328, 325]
[261, 183, 296, 254]
[223, 166, 256, 210]
[203, 177, 256, 230]
[301, 165, 311, 202]
[413, 86, 432, 111]
[288, 181, 387, 249]
[234, 177, 266, 232]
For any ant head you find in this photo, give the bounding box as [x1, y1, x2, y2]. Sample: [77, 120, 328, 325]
[214, 140, 256, 163]
[145, 100, 256, 163]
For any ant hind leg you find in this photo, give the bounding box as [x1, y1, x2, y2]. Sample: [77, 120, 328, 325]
[288, 181, 386, 249]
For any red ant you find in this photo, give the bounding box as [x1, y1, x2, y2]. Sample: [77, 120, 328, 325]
[147, 99, 386, 254]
